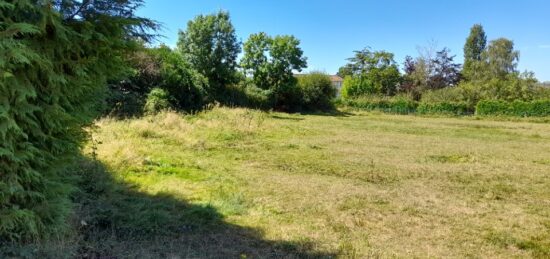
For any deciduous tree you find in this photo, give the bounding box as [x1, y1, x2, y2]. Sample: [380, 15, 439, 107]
[240, 32, 307, 110]
[339, 48, 401, 96]
[177, 11, 240, 99]
[463, 24, 487, 79]
[484, 38, 519, 79]
[429, 48, 462, 89]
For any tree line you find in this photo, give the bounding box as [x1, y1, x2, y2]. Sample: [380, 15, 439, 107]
[337, 24, 550, 113]
[108, 11, 335, 116]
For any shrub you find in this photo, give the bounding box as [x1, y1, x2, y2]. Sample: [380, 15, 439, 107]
[344, 95, 418, 114]
[533, 86, 550, 100]
[107, 47, 209, 115]
[144, 88, 172, 114]
[341, 76, 378, 99]
[106, 89, 147, 117]
[458, 73, 538, 106]
[223, 80, 274, 110]
[420, 87, 465, 104]
[417, 102, 473, 116]
[272, 83, 301, 111]
[153, 47, 209, 112]
[106, 48, 163, 117]
[297, 72, 336, 110]
[244, 85, 274, 110]
[476, 100, 550, 117]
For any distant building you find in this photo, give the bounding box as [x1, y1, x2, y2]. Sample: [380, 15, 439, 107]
[329, 75, 344, 95]
[294, 74, 345, 95]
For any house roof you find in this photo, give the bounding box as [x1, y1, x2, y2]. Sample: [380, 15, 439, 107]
[293, 74, 344, 82]
[329, 75, 343, 82]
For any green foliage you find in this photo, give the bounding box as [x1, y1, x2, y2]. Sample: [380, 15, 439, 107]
[144, 88, 172, 114]
[273, 81, 304, 112]
[241, 32, 308, 90]
[154, 46, 209, 111]
[240, 32, 307, 110]
[463, 37, 520, 83]
[0, 0, 155, 242]
[224, 80, 274, 110]
[476, 100, 550, 117]
[106, 90, 148, 118]
[402, 47, 461, 96]
[177, 11, 241, 100]
[463, 24, 487, 80]
[533, 85, 550, 100]
[341, 76, 365, 99]
[420, 87, 466, 104]
[106, 47, 163, 117]
[339, 48, 401, 96]
[401, 56, 427, 98]
[484, 38, 519, 79]
[337, 64, 354, 78]
[297, 72, 336, 111]
[243, 85, 274, 110]
[417, 102, 473, 116]
[344, 95, 418, 114]
[458, 72, 537, 106]
[107, 46, 208, 115]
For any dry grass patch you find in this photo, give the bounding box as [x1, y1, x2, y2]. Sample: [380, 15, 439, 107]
[69, 107, 550, 258]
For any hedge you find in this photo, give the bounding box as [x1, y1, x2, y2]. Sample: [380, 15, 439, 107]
[476, 100, 550, 117]
[417, 102, 474, 116]
[345, 98, 418, 114]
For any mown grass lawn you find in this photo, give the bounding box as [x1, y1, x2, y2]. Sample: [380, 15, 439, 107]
[72, 107, 549, 258]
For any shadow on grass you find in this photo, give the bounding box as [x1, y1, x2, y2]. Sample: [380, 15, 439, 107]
[71, 157, 335, 258]
[270, 114, 306, 121]
[270, 110, 353, 121]
[299, 109, 353, 118]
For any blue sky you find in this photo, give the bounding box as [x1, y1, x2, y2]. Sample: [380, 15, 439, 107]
[138, 0, 550, 81]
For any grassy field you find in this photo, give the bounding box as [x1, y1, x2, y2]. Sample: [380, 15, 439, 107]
[63, 107, 549, 258]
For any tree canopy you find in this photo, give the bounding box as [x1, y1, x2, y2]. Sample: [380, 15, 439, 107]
[463, 24, 487, 79]
[177, 11, 240, 99]
[484, 38, 519, 79]
[339, 48, 401, 96]
[241, 32, 307, 90]
[240, 32, 307, 110]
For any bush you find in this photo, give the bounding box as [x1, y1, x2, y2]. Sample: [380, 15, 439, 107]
[152, 47, 209, 112]
[533, 86, 550, 100]
[420, 87, 465, 104]
[458, 73, 538, 106]
[341, 76, 378, 99]
[106, 47, 209, 115]
[417, 102, 473, 116]
[297, 72, 336, 110]
[476, 99, 550, 117]
[244, 85, 274, 110]
[273, 80, 303, 112]
[223, 81, 274, 110]
[344, 95, 418, 114]
[144, 88, 172, 114]
[106, 48, 163, 117]
[106, 89, 147, 117]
